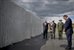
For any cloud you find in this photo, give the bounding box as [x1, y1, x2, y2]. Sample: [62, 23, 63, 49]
[13, 0, 74, 17]
[68, 0, 74, 2]
[56, 0, 69, 1]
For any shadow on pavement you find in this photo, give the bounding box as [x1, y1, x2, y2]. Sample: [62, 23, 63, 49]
[60, 44, 74, 50]
[60, 44, 67, 48]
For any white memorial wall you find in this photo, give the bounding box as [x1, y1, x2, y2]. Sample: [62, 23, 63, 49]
[0, 0, 43, 48]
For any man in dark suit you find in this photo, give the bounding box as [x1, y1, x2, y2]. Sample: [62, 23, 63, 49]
[43, 21, 48, 39]
[63, 15, 73, 50]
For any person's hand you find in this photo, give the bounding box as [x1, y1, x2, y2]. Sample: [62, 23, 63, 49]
[63, 29, 65, 32]
[63, 32, 65, 34]
[63, 29, 67, 34]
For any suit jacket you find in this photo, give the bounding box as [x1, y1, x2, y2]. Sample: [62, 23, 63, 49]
[43, 22, 48, 30]
[64, 18, 73, 34]
[45, 23, 48, 30]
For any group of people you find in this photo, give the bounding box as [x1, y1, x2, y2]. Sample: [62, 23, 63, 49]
[43, 19, 63, 40]
[43, 15, 73, 50]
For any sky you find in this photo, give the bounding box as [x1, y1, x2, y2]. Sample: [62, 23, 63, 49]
[43, 17, 65, 24]
[70, 16, 74, 19]
[13, 0, 74, 20]
[43, 15, 74, 24]
[70, 16, 74, 23]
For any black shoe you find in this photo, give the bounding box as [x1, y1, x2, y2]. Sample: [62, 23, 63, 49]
[43, 37, 45, 39]
[65, 47, 72, 50]
[65, 49, 72, 50]
[51, 37, 53, 39]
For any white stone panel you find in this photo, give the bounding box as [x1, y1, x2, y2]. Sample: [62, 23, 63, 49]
[0, 0, 43, 48]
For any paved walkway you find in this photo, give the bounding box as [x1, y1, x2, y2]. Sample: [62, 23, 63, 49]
[40, 33, 74, 50]
[1, 33, 74, 50]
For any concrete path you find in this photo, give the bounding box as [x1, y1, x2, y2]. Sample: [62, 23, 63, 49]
[40, 33, 74, 50]
[1, 33, 74, 50]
